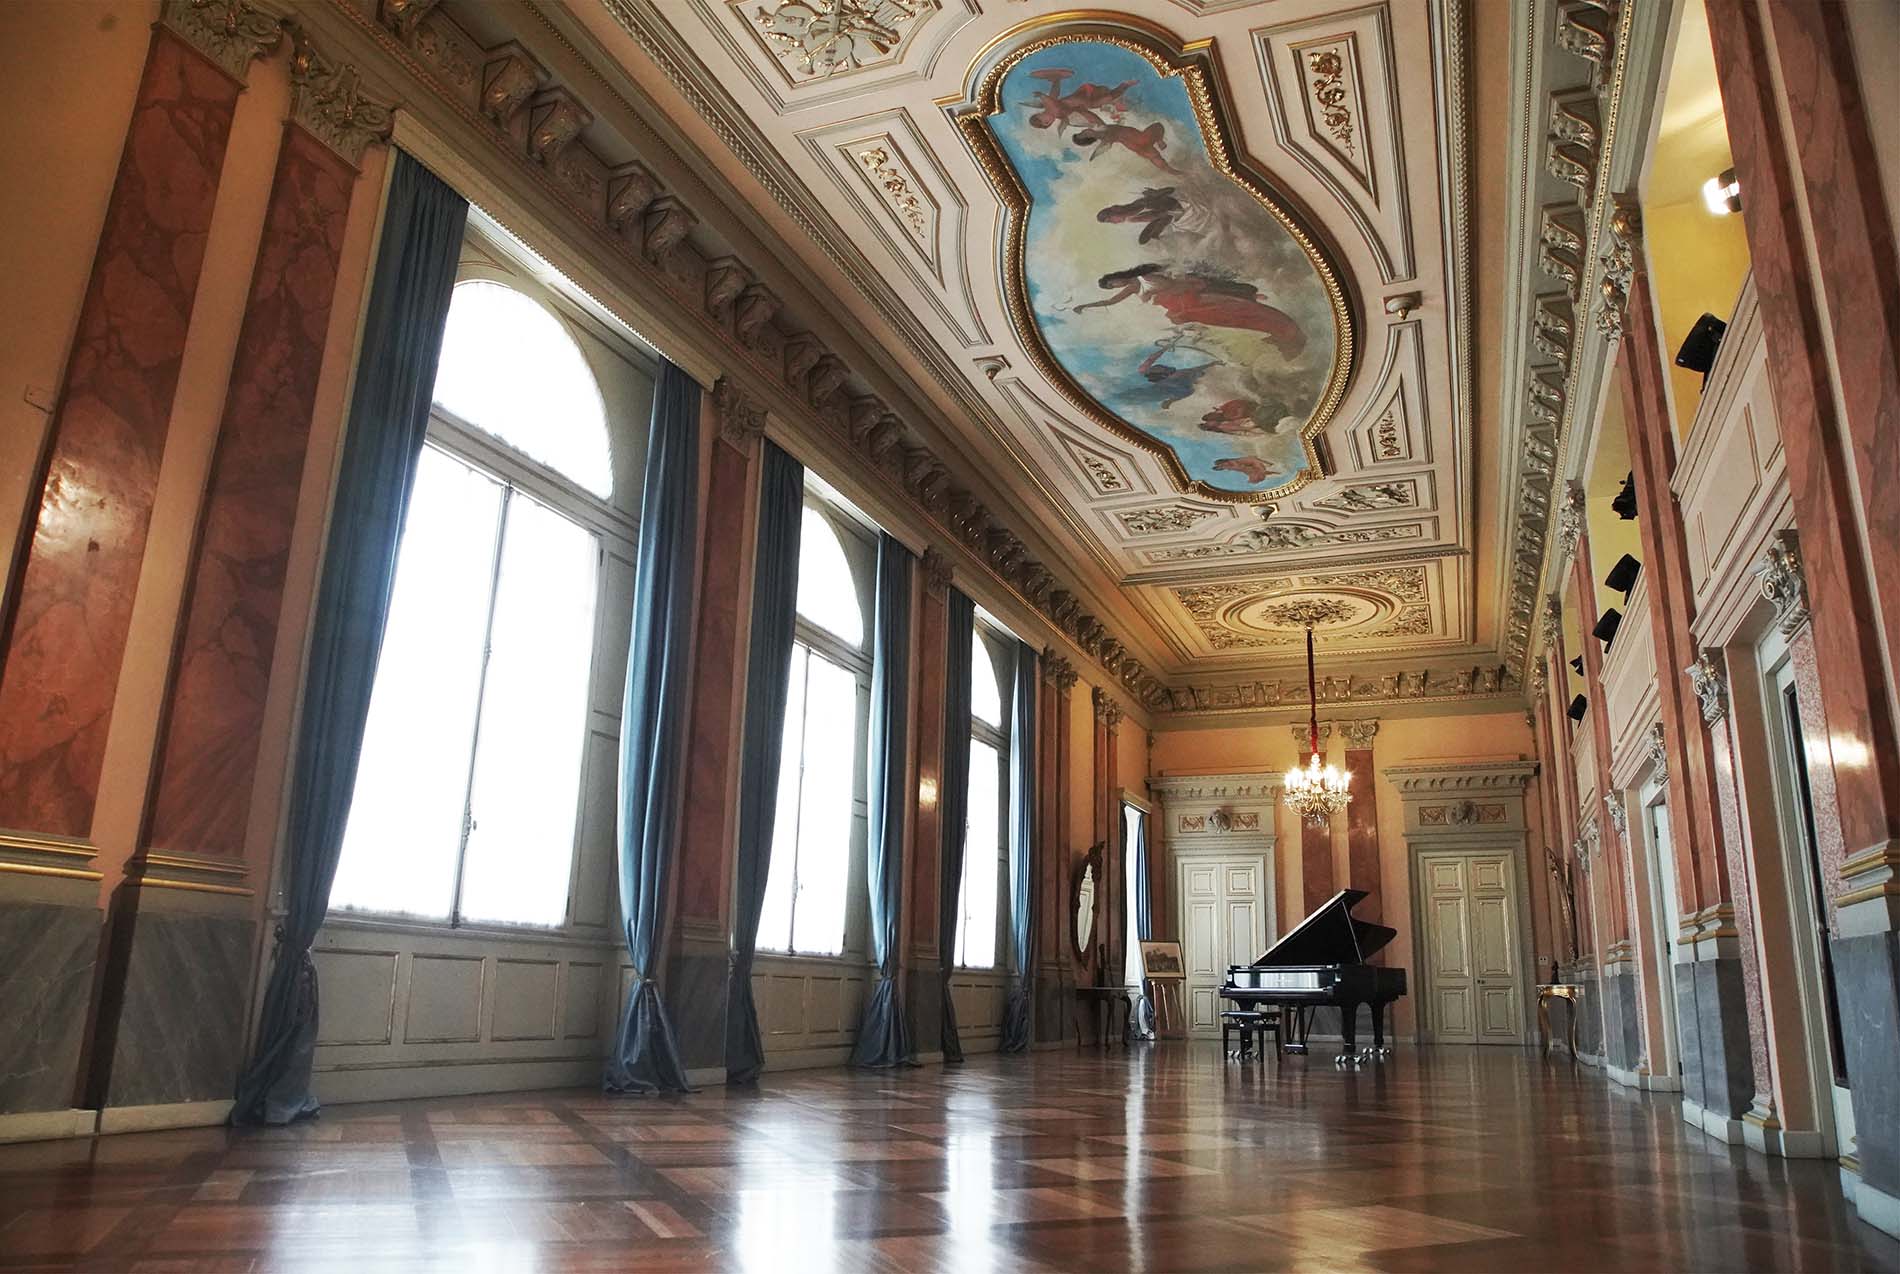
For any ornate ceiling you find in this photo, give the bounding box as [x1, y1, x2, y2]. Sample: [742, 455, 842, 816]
[509, 0, 1559, 708]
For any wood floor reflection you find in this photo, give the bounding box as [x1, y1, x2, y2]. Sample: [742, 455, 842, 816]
[2, 1045, 1895, 1272]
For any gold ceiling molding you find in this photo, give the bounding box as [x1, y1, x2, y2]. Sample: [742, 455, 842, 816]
[1502, 0, 1644, 685]
[1160, 661, 1519, 718]
[347, 0, 1172, 709]
[945, 12, 1357, 506]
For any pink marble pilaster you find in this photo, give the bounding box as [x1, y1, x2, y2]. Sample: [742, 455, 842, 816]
[0, 29, 242, 839]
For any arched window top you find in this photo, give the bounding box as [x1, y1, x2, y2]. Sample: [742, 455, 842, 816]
[431, 280, 613, 499]
[971, 631, 1004, 729]
[796, 505, 864, 648]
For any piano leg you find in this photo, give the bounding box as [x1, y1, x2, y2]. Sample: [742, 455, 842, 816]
[1335, 999, 1364, 1067]
[1283, 1006, 1309, 1054]
[1372, 997, 1392, 1059]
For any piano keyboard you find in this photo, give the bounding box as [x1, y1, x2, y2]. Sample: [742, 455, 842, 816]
[1231, 969, 1325, 990]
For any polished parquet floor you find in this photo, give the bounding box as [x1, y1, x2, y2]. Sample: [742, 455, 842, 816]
[2, 1044, 1896, 1273]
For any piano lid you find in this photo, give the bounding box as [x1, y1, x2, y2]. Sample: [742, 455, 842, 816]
[1251, 889, 1396, 966]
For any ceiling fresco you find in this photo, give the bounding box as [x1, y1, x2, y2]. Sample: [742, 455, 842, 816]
[518, 0, 1564, 703]
[955, 29, 1353, 501]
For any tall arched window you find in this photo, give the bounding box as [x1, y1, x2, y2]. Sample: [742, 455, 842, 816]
[956, 628, 1013, 969]
[757, 500, 875, 956]
[328, 280, 622, 928]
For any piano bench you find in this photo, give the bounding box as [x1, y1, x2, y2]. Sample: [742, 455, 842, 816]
[1219, 1009, 1280, 1059]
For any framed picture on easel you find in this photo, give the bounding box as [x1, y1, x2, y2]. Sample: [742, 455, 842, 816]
[1138, 940, 1187, 1037]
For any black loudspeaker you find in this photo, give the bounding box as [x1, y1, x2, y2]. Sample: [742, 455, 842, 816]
[1676, 313, 1728, 377]
[1604, 553, 1641, 596]
[1611, 471, 1638, 520]
[1568, 695, 1588, 722]
[1593, 607, 1623, 649]
[1569, 655, 1584, 676]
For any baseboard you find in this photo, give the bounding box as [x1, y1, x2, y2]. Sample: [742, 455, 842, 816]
[913, 1050, 945, 1065]
[760, 1045, 855, 1074]
[1698, 1105, 1745, 1144]
[1853, 1178, 1900, 1240]
[0, 1108, 96, 1144]
[1681, 1097, 1706, 1130]
[98, 1099, 232, 1135]
[1742, 1119, 1831, 1159]
[684, 1066, 725, 1088]
[316, 1056, 599, 1105]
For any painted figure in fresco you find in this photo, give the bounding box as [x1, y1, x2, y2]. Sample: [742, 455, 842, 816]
[1213, 455, 1280, 485]
[1070, 122, 1183, 175]
[1124, 336, 1221, 410]
[1095, 187, 1210, 245]
[1075, 265, 1307, 356]
[1023, 67, 1136, 134]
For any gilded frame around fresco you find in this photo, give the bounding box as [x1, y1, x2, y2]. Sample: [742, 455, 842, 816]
[946, 12, 1357, 507]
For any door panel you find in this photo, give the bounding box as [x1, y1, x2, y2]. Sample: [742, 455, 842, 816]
[1419, 851, 1525, 1045]
[1179, 856, 1268, 1038]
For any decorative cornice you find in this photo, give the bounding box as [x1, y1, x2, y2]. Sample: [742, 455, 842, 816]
[1337, 718, 1380, 750]
[1685, 649, 1729, 725]
[1385, 760, 1538, 795]
[1149, 773, 1284, 803]
[160, 0, 284, 82]
[350, 0, 1172, 712]
[1162, 662, 1520, 717]
[288, 28, 395, 167]
[712, 375, 766, 448]
[1757, 529, 1809, 637]
[920, 547, 953, 599]
[1540, 594, 1564, 650]
[377, 0, 441, 40]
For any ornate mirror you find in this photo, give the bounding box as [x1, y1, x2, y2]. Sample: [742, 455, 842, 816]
[1072, 843, 1105, 961]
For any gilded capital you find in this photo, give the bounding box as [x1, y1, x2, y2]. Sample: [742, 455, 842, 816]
[1757, 530, 1809, 638]
[920, 547, 953, 598]
[1337, 718, 1379, 750]
[160, 0, 283, 83]
[1685, 649, 1729, 726]
[713, 376, 767, 448]
[288, 31, 395, 167]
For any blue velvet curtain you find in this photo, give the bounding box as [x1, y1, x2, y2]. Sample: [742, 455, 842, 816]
[1000, 642, 1037, 1053]
[604, 361, 701, 1095]
[937, 591, 975, 1064]
[725, 442, 803, 1084]
[852, 534, 913, 1068]
[231, 154, 467, 1125]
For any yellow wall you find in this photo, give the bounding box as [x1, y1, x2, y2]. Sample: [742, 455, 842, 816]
[1151, 710, 1548, 1036]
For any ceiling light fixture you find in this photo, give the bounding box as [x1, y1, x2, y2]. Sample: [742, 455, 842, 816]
[1284, 626, 1352, 827]
[1702, 167, 1741, 216]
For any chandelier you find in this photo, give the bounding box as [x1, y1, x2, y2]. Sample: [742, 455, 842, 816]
[1284, 626, 1352, 826]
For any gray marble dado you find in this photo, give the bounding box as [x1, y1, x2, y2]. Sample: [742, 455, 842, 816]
[0, 900, 99, 1113]
[907, 966, 943, 1057]
[1601, 969, 1642, 1072]
[663, 949, 725, 1073]
[1692, 957, 1753, 1121]
[1674, 962, 1705, 1107]
[101, 910, 253, 1109]
[1833, 929, 1900, 1198]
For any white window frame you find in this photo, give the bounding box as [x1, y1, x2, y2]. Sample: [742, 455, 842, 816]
[757, 494, 876, 959]
[328, 271, 639, 934]
[955, 625, 1014, 971]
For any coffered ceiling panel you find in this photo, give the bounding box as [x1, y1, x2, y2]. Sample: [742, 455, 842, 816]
[569, 0, 1494, 686]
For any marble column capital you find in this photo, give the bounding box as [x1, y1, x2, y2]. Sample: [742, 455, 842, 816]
[159, 0, 284, 83]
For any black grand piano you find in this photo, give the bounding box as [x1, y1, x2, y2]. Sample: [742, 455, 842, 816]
[1220, 889, 1407, 1067]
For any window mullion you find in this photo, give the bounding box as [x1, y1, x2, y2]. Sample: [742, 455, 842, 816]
[785, 647, 814, 952]
[448, 482, 513, 927]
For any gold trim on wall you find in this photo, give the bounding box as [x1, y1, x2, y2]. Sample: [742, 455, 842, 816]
[946, 12, 1357, 507]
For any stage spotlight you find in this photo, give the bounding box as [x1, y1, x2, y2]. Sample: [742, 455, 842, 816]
[1604, 554, 1641, 596]
[1593, 607, 1622, 649]
[1676, 313, 1728, 378]
[1568, 695, 1589, 722]
[1611, 471, 1638, 520]
[1569, 655, 1584, 676]
[1702, 168, 1741, 215]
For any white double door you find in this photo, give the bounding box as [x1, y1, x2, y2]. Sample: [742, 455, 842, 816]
[1178, 856, 1268, 1038]
[1419, 851, 1526, 1044]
